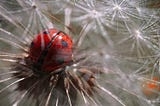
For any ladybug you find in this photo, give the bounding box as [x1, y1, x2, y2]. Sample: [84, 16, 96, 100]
[142, 76, 160, 99]
[28, 29, 73, 74]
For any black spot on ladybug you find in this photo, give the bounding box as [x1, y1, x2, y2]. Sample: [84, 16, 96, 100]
[30, 42, 34, 48]
[43, 31, 50, 34]
[56, 58, 64, 64]
[61, 40, 68, 47]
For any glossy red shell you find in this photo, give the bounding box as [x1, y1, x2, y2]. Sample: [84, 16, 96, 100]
[28, 29, 73, 72]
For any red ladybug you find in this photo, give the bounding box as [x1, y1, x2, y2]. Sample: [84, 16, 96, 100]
[28, 29, 73, 74]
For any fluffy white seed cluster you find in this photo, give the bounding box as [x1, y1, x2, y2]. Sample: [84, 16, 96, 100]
[0, 0, 159, 106]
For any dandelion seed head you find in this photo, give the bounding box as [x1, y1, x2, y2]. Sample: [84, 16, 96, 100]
[89, 9, 103, 19]
[113, 4, 122, 11]
[0, 0, 160, 106]
[134, 30, 144, 40]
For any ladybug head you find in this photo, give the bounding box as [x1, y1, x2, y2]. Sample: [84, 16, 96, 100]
[28, 29, 73, 73]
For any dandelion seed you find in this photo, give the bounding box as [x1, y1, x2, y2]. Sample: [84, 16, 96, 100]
[0, 0, 160, 106]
